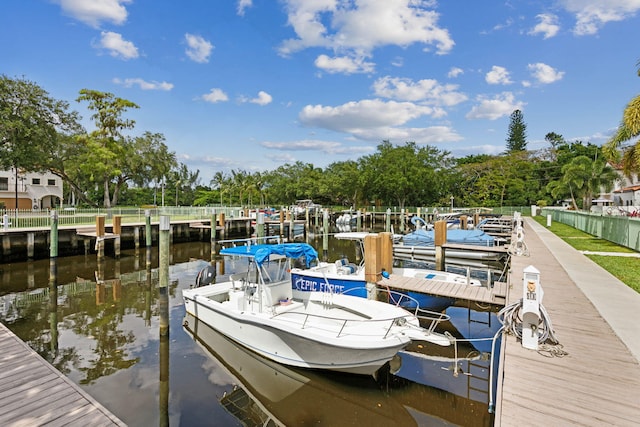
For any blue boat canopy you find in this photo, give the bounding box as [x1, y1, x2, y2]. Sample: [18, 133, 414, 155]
[402, 228, 495, 247]
[220, 243, 318, 267]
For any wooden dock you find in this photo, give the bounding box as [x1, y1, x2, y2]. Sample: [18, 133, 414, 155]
[495, 217, 640, 426]
[378, 275, 508, 306]
[0, 322, 125, 426]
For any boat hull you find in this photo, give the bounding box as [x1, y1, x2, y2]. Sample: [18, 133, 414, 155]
[182, 285, 412, 376]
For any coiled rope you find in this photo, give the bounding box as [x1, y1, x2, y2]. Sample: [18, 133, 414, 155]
[497, 299, 568, 357]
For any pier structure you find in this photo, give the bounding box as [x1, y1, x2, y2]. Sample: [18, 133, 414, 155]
[0, 213, 309, 262]
[495, 217, 640, 426]
[0, 322, 125, 426]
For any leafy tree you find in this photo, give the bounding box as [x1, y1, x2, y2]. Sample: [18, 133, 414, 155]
[464, 152, 532, 207]
[505, 109, 527, 152]
[210, 171, 228, 206]
[546, 155, 617, 210]
[76, 89, 139, 208]
[0, 75, 82, 207]
[322, 160, 363, 208]
[360, 141, 454, 209]
[604, 95, 640, 175]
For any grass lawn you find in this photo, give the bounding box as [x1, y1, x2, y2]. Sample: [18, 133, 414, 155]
[585, 255, 640, 294]
[532, 215, 640, 294]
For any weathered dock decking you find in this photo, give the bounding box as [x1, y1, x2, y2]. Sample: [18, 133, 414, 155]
[378, 275, 508, 306]
[496, 217, 640, 426]
[0, 322, 125, 426]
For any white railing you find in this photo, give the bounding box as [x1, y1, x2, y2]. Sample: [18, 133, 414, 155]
[0, 206, 241, 230]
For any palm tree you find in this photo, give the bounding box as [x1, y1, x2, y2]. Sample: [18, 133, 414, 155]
[210, 171, 226, 206]
[604, 62, 640, 176]
[547, 155, 618, 210]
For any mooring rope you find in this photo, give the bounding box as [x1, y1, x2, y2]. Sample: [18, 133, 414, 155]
[497, 298, 568, 357]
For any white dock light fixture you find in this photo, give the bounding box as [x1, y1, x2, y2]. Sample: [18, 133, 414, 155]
[522, 265, 543, 350]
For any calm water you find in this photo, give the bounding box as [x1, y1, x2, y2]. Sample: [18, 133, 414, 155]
[0, 231, 500, 426]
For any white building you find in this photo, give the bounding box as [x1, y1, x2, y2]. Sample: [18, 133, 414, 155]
[610, 166, 640, 207]
[0, 168, 63, 210]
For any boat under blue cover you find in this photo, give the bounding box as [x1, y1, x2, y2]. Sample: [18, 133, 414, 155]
[401, 228, 495, 247]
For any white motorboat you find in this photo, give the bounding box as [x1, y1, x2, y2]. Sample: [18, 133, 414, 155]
[183, 242, 451, 376]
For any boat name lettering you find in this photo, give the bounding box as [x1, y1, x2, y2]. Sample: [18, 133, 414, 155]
[294, 277, 345, 293]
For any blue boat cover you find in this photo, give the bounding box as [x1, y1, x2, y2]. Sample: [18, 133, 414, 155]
[220, 243, 318, 267]
[402, 228, 495, 247]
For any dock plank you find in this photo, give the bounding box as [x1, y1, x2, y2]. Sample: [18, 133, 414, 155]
[379, 274, 504, 305]
[495, 217, 640, 427]
[0, 323, 125, 426]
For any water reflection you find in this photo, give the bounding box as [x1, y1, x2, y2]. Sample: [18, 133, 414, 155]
[0, 238, 501, 426]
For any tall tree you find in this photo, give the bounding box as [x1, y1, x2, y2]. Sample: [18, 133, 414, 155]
[76, 89, 139, 208]
[505, 109, 528, 152]
[546, 155, 617, 210]
[604, 61, 640, 176]
[0, 75, 81, 208]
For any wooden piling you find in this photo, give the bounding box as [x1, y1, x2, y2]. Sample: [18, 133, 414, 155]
[27, 232, 35, 259]
[385, 208, 391, 233]
[96, 215, 105, 260]
[145, 210, 152, 247]
[113, 215, 121, 259]
[434, 220, 447, 271]
[218, 212, 226, 240]
[50, 210, 58, 258]
[380, 231, 393, 274]
[322, 209, 329, 261]
[210, 210, 217, 259]
[364, 234, 382, 284]
[159, 215, 170, 339]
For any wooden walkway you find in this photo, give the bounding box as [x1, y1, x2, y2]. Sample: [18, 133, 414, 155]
[495, 217, 640, 426]
[378, 275, 508, 306]
[0, 323, 125, 427]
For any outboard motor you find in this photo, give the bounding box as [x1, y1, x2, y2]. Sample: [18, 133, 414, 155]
[195, 264, 216, 287]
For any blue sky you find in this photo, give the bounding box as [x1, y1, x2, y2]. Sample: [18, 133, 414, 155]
[2, 1, 639, 185]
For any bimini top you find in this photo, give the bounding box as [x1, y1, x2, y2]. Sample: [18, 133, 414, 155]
[220, 243, 318, 267]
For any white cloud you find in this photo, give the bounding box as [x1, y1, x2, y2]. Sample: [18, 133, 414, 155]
[261, 140, 343, 153]
[448, 67, 464, 78]
[372, 76, 467, 107]
[58, 0, 130, 27]
[300, 99, 436, 132]
[201, 88, 229, 103]
[113, 78, 173, 91]
[314, 55, 375, 74]
[279, 1, 454, 61]
[559, 0, 640, 35]
[237, 0, 252, 16]
[528, 62, 564, 84]
[96, 31, 138, 59]
[298, 98, 462, 143]
[353, 126, 463, 144]
[485, 66, 512, 85]
[466, 92, 524, 120]
[529, 13, 560, 39]
[249, 91, 273, 106]
[185, 34, 213, 63]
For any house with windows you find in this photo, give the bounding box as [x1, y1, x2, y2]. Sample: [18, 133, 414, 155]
[610, 166, 640, 207]
[0, 168, 63, 210]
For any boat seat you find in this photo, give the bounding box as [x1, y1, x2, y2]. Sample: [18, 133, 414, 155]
[230, 272, 248, 289]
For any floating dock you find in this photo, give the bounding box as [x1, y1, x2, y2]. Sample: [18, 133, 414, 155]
[378, 275, 507, 306]
[0, 322, 125, 426]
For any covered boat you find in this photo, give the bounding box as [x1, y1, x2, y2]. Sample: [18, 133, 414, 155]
[401, 228, 496, 247]
[290, 232, 482, 312]
[183, 242, 451, 376]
